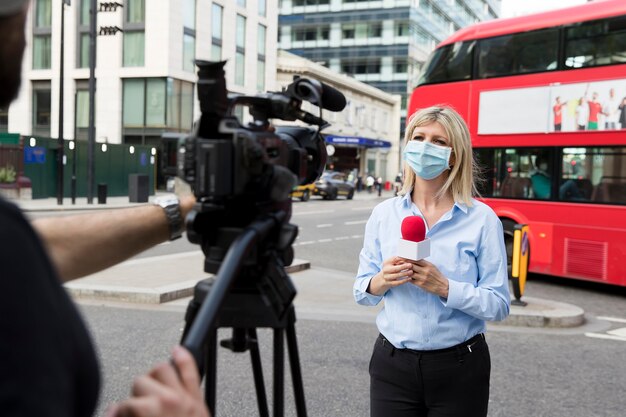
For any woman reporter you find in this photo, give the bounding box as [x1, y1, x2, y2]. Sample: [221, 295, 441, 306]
[354, 106, 510, 417]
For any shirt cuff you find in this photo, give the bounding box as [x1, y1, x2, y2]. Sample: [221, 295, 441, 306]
[355, 276, 384, 306]
[440, 278, 464, 309]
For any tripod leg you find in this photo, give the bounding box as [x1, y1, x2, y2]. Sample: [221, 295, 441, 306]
[205, 327, 217, 416]
[273, 328, 284, 417]
[286, 309, 308, 417]
[248, 328, 270, 417]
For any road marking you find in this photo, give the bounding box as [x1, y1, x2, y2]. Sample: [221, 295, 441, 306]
[292, 210, 334, 216]
[585, 332, 626, 342]
[345, 220, 367, 225]
[597, 316, 626, 324]
[317, 224, 333, 228]
[293, 235, 363, 246]
[607, 327, 626, 338]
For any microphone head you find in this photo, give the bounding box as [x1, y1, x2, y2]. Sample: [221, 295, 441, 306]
[401, 216, 426, 243]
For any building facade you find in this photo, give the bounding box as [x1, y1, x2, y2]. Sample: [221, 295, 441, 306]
[278, 0, 501, 130]
[276, 50, 401, 182]
[2, 0, 277, 148]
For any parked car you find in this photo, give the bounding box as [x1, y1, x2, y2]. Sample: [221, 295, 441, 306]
[314, 171, 355, 200]
[290, 183, 316, 201]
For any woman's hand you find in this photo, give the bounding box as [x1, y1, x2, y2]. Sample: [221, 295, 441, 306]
[106, 346, 210, 417]
[367, 256, 414, 296]
[408, 259, 449, 298]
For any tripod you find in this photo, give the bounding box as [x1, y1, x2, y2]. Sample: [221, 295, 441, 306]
[181, 210, 307, 417]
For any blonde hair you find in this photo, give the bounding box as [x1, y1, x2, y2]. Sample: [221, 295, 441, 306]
[399, 105, 480, 206]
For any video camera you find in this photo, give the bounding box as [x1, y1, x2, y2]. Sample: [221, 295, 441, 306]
[175, 61, 346, 415]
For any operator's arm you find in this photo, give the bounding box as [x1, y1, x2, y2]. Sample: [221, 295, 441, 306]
[32, 195, 196, 283]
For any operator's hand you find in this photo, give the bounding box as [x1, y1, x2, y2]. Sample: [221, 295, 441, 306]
[367, 256, 413, 296]
[106, 346, 210, 417]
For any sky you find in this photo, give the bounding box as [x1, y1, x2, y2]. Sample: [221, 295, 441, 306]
[500, 0, 589, 18]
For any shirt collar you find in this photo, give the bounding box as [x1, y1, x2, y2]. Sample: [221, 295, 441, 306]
[399, 189, 469, 214]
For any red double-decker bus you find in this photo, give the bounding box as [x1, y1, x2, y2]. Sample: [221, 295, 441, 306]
[409, 0, 626, 286]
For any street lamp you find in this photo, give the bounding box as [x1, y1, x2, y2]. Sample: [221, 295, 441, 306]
[57, 0, 70, 205]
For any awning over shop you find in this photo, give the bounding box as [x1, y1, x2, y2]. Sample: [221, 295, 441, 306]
[324, 135, 392, 148]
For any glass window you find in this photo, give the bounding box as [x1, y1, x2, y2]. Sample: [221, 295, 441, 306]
[237, 0, 246, 6]
[79, 33, 90, 68]
[184, 0, 196, 29]
[211, 44, 222, 61]
[123, 79, 146, 127]
[183, 33, 195, 72]
[258, 25, 266, 56]
[33, 87, 51, 135]
[565, 16, 626, 69]
[394, 58, 408, 73]
[75, 90, 89, 129]
[180, 82, 194, 130]
[124, 32, 145, 67]
[236, 15, 246, 48]
[477, 29, 558, 78]
[258, 0, 266, 16]
[561, 147, 626, 204]
[80, 0, 90, 25]
[235, 52, 245, 86]
[0, 106, 8, 132]
[418, 41, 474, 85]
[212, 3, 223, 40]
[369, 23, 382, 38]
[35, 0, 52, 28]
[167, 79, 181, 129]
[127, 0, 145, 23]
[146, 78, 166, 127]
[342, 24, 355, 39]
[395, 21, 409, 37]
[475, 148, 557, 199]
[33, 35, 52, 70]
[257, 60, 265, 92]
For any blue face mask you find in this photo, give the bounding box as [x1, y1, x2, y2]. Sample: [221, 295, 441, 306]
[403, 141, 452, 180]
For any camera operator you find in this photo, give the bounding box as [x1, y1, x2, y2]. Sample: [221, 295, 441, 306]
[0, 1, 210, 416]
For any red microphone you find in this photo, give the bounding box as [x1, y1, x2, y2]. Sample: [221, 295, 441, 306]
[397, 216, 430, 261]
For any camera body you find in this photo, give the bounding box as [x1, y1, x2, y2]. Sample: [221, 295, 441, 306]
[176, 60, 342, 209]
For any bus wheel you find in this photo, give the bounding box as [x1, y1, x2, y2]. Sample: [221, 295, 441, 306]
[501, 219, 516, 279]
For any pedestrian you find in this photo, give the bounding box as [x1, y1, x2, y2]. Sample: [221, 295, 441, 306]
[0, 1, 210, 416]
[356, 175, 363, 192]
[354, 106, 510, 417]
[394, 172, 403, 196]
[376, 176, 383, 196]
[366, 174, 375, 193]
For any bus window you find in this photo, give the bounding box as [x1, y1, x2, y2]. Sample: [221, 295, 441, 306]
[416, 41, 474, 86]
[565, 16, 626, 68]
[475, 148, 556, 199]
[562, 147, 626, 204]
[477, 29, 558, 78]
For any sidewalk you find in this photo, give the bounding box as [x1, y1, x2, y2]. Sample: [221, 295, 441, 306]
[64, 251, 584, 328]
[11, 191, 585, 328]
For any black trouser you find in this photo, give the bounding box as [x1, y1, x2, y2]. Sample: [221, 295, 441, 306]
[369, 333, 490, 417]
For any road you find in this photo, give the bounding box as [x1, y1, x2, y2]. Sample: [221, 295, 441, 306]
[31, 192, 626, 416]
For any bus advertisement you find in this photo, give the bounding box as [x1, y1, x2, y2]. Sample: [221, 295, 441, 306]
[408, 0, 626, 286]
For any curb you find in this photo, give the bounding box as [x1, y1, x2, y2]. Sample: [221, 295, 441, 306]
[493, 296, 585, 328]
[66, 259, 312, 304]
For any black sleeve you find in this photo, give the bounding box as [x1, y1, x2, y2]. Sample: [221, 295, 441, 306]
[0, 200, 99, 417]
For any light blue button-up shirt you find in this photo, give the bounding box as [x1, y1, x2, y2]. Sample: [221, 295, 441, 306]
[354, 192, 510, 350]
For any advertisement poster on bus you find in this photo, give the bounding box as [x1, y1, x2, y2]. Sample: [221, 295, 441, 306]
[478, 79, 626, 134]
